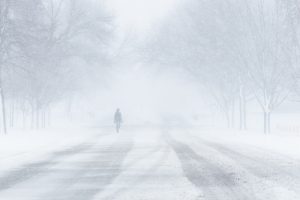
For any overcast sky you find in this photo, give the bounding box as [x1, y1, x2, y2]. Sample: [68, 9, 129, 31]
[106, 0, 178, 33]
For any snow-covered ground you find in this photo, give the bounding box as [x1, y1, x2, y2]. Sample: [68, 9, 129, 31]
[189, 127, 300, 159]
[172, 127, 300, 200]
[0, 127, 102, 173]
[0, 126, 299, 200]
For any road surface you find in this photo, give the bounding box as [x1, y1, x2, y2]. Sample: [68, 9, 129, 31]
[0, 127, 299, 200]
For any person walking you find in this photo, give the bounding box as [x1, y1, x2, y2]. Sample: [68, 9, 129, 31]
[114, 108, 122, 133]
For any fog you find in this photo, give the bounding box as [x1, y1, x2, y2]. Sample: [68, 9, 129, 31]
[1, 0, 298, 131]
[1, 0, 300, 199]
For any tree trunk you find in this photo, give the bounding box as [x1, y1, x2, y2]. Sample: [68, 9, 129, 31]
[31, 103, 35, 129]
[22, 109, 26, 129]
[0, 87, 7, 134]
[264, 111, 271, 134]
[47, 107, 51, 127]
[42, 109, 46, 128]
[36, 107, 39, 129]
[239, 95, 243, 130]
[267, 112, 271, 134]
[231, 100, 235, 129]
[67, 97, 73, 121]
[239, 85, 247, 130]
[10, 101, 14, 128]
[225, 110, 231, 128]
[243, 95, 247, 129]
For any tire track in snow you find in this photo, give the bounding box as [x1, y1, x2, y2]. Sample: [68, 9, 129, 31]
[164, 133, 255, 200]
[203, 141, 300, 194]
[101, 145, 171, 200]
[39, 134, 134, 200]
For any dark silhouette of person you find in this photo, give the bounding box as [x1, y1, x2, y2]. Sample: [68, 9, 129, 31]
[114, 108, 122, 132]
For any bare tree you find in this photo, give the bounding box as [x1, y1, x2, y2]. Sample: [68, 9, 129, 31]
[145, 0, 297, 133]
[1, 0, 113, 130]
[0, 0, 13, 134]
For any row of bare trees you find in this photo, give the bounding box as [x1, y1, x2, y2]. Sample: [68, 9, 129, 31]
[146, 0, 300, 133]
[0, 0, 112, 133]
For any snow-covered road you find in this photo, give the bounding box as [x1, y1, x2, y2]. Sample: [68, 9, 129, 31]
[0, 127, 299, 200]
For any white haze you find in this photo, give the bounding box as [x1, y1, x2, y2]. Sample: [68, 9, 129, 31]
[1, 0, 300, 199]
[107, 0, 178, 32]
